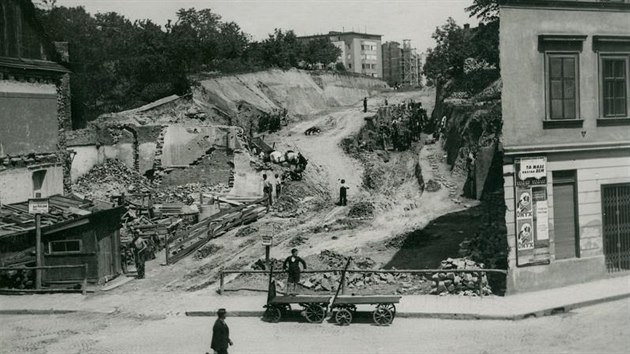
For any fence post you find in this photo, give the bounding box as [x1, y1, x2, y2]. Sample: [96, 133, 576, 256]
[219, 271, 224, 295]
[478, 271, 484, 298]
[82, 264, 88, 296]
[341, 271, 346, 295]
[165, 235, 170, 266]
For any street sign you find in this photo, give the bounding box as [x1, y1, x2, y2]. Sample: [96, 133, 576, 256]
[28, 198, 49, 214]
[261, 235, 273, 246]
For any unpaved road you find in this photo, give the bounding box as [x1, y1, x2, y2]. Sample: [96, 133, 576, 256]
[1, 299, 628, 353]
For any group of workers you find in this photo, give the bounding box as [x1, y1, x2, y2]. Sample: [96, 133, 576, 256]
[378, 100, 429, 151]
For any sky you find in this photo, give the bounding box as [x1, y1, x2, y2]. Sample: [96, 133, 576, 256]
[54, 0, 479, 53]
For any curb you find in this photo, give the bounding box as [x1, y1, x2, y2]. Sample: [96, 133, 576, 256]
[185, 292, 630, 321]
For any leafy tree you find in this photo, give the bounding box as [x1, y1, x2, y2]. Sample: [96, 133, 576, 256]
[259, 29, 304, 69]
[466, 0, 499, 23]
[303, 37, 341, 66]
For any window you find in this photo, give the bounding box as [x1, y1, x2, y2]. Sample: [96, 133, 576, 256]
[547, 54, 579, 120]
[32, 170, 47, 198]
[601, 58, 628, 117]
[49, 240, 82, 254]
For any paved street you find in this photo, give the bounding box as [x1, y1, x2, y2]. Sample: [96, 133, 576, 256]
[1, 299, 628, 354]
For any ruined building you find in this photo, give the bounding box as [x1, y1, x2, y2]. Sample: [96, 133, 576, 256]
[0, 0, 71, 204]
[500, 0, 630, 293]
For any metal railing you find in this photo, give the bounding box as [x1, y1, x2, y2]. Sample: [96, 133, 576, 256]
[0, 264, 89, 295]
[218, 268, 508, 297]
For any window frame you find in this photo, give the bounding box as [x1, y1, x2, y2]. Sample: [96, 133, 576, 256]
[48, 239, 83, 255]
[599, 54, 630, 119]
[545, 52, 581, 121]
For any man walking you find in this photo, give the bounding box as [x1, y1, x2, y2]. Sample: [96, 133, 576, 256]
[210, 308, 233, 354]
[363, 97, 368, 113]
[132, 232, 148, 279]
[274, 173, 283, 197]
[283, 248, 307, 295]
[337, 179, 349, 206]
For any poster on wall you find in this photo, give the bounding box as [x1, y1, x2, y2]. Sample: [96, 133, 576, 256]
[532, 186, 549, 243]
[514, 157, 551, 267]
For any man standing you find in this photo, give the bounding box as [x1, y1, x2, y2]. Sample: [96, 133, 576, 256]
[211, 308, 233, 354]
[363, 97, 368, 113]
[274, 173, 283, 197]
[338, 179, 349, 206]
[132, 232, 148, 279]
[283, 248, 307, 295]
[262, 174, 273, 211]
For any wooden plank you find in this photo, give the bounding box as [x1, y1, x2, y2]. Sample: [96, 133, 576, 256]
[270, 295, 332, 304]
[334, 295, 401, 304]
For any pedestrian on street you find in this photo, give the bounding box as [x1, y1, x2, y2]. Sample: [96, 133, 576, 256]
[132, 233, 148, 279]
[338, 179, 349, 206]
[210, 308, 233, 354]
[363, 97, 368, 113]
[262, 174, 273, 211]
[283, 248, 307, 295]
[384, 98, 388, 106]
[274, 173, 283, 197]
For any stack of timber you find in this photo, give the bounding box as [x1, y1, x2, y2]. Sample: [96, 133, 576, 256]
[167, 197, 267, 264]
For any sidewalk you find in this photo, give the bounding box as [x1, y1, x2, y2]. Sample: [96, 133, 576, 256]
[1, 275, 629, 321]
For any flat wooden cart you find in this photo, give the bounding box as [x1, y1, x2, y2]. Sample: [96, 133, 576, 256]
[262, 270, 331, 323]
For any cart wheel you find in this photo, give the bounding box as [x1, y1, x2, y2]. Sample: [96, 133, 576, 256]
[377, 303, 396, 318]
[373, 307, 394, 326]
[263, 306, 282, 323]
[335, 308, 353, 326]
[304, 304, 326, 323]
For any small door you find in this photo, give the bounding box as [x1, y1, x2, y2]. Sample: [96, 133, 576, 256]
[553, 171, 579, 260]
[602, 184, 630, 272]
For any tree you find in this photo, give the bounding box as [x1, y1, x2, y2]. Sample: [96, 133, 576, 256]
[423, 18, 474, 88]
[258, 29, 305, 69]
[303, 37, 341, 66]
[466, 0, 499, 23]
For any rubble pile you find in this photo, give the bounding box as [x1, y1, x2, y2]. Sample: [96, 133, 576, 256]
[347, 201, 375, 219]
[0, 268, 35, 289]
[235, 225, 258, 238]
[427, 149, 459, 198]
[429, 257, 492, 296]
[425, 179, 442, 192]
[251, 258, 284, 271]
[195, 242, 223, 259]
[74, 159, 154, 200]
[156, 182, 231, 204]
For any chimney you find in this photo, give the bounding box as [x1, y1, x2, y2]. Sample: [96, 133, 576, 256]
[54, 42, 69, 63]
[463, 23, 470, 30]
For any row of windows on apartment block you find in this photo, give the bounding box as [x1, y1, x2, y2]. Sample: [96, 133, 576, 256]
[362, 64, 377, 70]
[545, 53, 629, 120]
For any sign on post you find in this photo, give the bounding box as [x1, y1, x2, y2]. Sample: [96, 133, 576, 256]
[261, 235, 273, 246]
[28, 198, 49, 214]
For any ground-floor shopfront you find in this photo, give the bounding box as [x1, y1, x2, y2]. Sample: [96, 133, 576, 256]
[502, 146, 630, 293]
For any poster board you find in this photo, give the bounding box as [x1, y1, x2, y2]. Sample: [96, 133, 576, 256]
[514, 157, 551, 267]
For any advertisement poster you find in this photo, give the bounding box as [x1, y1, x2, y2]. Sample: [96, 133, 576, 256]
[516, 189, 533, 219]
[516, 218, 535, 251]
[515, 157, 550, 267]
[515, 157, 547, 187]
[532, 186, 549, 242]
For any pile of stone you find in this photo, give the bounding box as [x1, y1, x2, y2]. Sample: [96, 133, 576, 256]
[251, 258, 284, 271]
[347, 201, 375, 219]
[430, 257, 492, 296]
[74, 159, 154, 201]
[425, 179, 441, 192]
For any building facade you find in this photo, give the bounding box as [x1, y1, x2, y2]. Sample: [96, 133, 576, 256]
[381, 40, 421, 88]
[500, 0, 630, 293]
[0, 0, 71, 204]
[299, 31, 383, 78]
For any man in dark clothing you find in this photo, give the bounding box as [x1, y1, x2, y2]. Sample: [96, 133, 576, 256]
[211, 308, 233, 354]
[283, 248, 307, 295]
[132, 233, 148, 279]
[363, 97, 368, 113]
[338, 179, 349, 206]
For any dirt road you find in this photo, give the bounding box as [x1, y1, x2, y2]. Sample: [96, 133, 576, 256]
[1, 299, 628, 353]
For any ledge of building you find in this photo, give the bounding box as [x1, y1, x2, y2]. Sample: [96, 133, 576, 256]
[501, 0, 630, 12]
[597, 118, 630, 127]
[542, 119, 583, 129]
[504, 140, 630, 155]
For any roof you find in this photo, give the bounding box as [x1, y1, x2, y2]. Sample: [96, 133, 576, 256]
[121, 94, 182, 114]
[0, 57, 70, 73]
[0, 195, 111, 237]
[298, 31, 382, 40]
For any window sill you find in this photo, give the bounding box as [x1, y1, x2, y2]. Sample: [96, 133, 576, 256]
[597, 118, 630, 127]
[543, 119, 584, 129]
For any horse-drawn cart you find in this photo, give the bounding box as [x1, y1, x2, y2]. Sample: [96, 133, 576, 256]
[262, 258, 401, 326]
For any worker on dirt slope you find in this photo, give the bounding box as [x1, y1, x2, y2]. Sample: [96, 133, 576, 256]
[337, 179, 349, 206]
[274, 173, 283, 197]
[262, 174, 273, 211]
[283, 248, 307, 295]
[363, 97, 368, 113]
[210, 308, 233, 354]
[132, 232, 148, 279]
